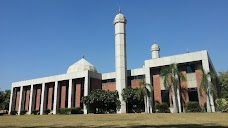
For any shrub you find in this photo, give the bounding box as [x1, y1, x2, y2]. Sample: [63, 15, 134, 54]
[10, 110, 17, 115]
[44, 109, 51, 115]
[216, 98, 228, 112]
[71, 107, 83, 114]
[82, 90, 120, 114]
[20, 110, 27, 115]
[155, 103, 170, 113]
[185, 102, 202, 112]
[57, 108, 71, 114]
[32, 110, 39, 115]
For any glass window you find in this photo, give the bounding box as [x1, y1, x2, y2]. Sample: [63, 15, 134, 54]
[186, 64, 195, 73]
[161, 90, 169, 104]
[188, 88, 198, 102]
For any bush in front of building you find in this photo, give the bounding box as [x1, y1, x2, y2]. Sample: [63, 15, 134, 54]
[44, 109, 51, 114]
[82, 90, 121, 114]
[57, 108, 71, 114]
[155, 102, 170, 113]
[215, 98, 228, 112]
[71, 107, 83, 114]
[10, 110, 17, 115]
[122, 87, 145, 113]
[32, 110, 39, 115]
[20, 110, 27, 115]
[185, 102, 202, 112]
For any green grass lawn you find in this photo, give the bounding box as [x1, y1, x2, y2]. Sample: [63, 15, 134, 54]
[0, 113, 227, 128]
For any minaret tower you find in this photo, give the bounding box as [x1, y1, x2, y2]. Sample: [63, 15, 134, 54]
[151, 42, 160, 59]
[113, 9, 127, 113]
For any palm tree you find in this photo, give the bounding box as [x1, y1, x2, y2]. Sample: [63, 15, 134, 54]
[160, 63, 186, 113]
[136, 79, 153, 113]
[199, 66, 216, 112]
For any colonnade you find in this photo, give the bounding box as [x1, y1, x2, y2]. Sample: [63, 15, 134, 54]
[9, 77, 89, 115]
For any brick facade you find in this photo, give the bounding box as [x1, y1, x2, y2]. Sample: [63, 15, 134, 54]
[47, 83, 54, 110]
[131, 79, 141, 88]
[152, 69, 162, 103]
[75, 81, 81, 107]
[24, 87, 30, 111]
[179, 66, 189, 105]
[15, 88, 20, 111]
[35, 85, 41, 110]
[60, 82, 67, 108]
[102, 82, 116, 91]
[195, 67, 206, 107]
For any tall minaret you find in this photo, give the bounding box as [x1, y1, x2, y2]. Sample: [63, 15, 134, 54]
[151, 42, 160, 59]
[113, 10, 127, 113]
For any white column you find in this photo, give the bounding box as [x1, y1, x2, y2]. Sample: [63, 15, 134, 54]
[53, 81, 58, 114]
[18, 86, 23, 115]
[40, 83, 45, 115]
[144, 67, 152, 113]
[83, 76, 89, 114]
[8, 85, 14, 114]
[28, 84, 33, 114]
[68, 79, 72, 108]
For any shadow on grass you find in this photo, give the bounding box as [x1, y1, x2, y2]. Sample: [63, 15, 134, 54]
[1, 124, 227, 128]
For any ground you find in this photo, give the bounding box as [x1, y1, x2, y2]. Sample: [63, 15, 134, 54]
[0, 113, 227, 128]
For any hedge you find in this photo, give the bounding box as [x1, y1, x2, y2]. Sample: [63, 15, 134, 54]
[10, 110, 17, 115]
[57, 107, 83, 114]
[20, 110, 27, 115]
[32, 110, 39, 115]
[155, 103, 170, 113]
[44, 109, 51, 114]
[185, 102, 202, 112]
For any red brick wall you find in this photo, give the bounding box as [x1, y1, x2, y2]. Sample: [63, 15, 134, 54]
[35, 85, 41, 110]
[47, 83, 53, 110]
[15, 88, 20, 111]
[60, 84, 66, 108]
[179, 66, 189, 105]
[196, 67, 206, 107]
[153, 69, 161, 103]
[131, 79, 141, 89]
[24, 87, 30, 111]
[75, 82, 81, 107]
[90, 78, 102, 91]
[102, 82, 116, 91]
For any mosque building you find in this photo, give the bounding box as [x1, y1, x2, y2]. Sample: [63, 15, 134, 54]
[9, 11, 219, 115]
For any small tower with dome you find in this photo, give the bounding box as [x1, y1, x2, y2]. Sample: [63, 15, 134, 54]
[151, 42, 160, 59]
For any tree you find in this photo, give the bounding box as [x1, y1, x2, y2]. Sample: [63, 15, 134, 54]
[122, 87, 144, 113]
[160, 63, 186, 113]
[218, 71, 228, 98]
[0, 90, 11, 110]
[135, 79, 153, 113]
[81, 90, 120, 114]
[199, 66, 216, 112]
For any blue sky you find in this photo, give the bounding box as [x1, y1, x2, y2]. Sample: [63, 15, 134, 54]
[1, 0, 228, 90]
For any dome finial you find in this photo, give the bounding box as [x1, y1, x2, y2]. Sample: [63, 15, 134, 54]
[154, 40, 157, 44]
[82, 50, 85, 58]
[118, 4, 121, 13]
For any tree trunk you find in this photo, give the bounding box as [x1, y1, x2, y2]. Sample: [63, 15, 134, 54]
[171, 85, 178, 113]
[149, 93, 153, 113]
[144, 96, 148, 113]
[176, 85, 182, 113]
[147, 96, 151, 113]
